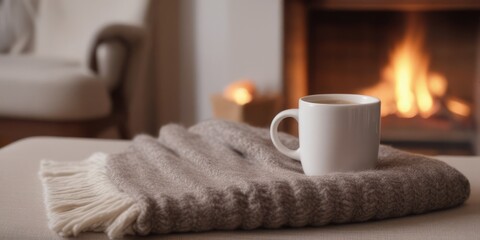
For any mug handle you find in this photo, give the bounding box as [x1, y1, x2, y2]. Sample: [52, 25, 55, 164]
[270, 109, 301, 161]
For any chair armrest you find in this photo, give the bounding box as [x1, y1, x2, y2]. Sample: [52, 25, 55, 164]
[87, 24, 147, 91]
[95, 41, 127, 90]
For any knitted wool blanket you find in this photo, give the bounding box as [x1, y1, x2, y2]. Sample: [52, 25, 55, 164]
[39, 120, 470, 239]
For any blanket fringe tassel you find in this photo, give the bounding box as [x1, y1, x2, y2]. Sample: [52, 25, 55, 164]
[39, 153, 139, 239]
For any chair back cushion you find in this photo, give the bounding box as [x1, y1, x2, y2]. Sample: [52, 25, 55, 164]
[33, 0, 148, 63]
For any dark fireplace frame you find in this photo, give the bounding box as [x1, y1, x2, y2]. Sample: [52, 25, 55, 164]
[282, 0, 480, 155]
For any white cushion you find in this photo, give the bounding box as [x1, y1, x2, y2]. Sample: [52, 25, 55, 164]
[33, 0, 148, 63]
[0, 56, 111, 120]
[0, 0, 37, 53]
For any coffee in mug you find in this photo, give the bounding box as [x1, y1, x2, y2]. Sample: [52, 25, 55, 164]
[308, 99, 356, 104]
[270, 94, 381, 176]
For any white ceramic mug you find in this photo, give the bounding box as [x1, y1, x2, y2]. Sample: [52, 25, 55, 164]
[270, 94, 381, 176]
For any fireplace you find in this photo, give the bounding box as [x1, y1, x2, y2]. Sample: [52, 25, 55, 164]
[283, 0, 480, 155]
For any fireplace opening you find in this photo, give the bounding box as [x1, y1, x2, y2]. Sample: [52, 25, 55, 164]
[283, 1, 480, 155]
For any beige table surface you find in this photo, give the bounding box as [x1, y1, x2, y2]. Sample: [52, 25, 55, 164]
[0, 137, 479, 240]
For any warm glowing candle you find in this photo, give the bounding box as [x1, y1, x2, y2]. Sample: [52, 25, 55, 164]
[224, 80, 256, 105]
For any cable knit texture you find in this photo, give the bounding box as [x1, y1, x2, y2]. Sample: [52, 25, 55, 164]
[105, 119, 470, 236]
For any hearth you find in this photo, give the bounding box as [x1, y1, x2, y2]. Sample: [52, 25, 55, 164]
[283, 0, 480, 155]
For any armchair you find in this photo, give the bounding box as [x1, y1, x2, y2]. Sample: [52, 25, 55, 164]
[0, 0, 149, 143]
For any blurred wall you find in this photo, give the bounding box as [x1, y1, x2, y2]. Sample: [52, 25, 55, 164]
[188, 0, 283, 124]
[153, 0, 283, 130]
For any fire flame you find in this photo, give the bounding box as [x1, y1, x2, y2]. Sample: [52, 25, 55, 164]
[361, 14, 471, 119]
[224, 80, 255, 105]
[446, 97, 471, 117]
